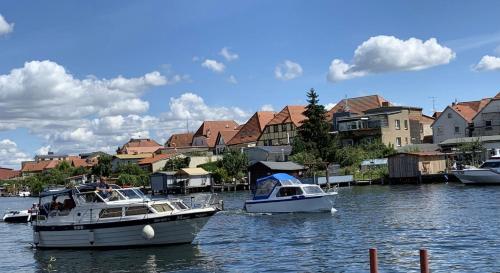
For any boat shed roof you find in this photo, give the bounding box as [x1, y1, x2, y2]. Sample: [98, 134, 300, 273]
[255, 161, 305, 171]
[439, 135, 500, 146]
[177, 168, 210, 176]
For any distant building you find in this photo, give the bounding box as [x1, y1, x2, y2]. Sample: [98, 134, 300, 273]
[117, 138, 163, 155]
[192, 120, 239, 151]
[388, 152, 447, 179]
[21, 160, 60, 177]
[176, 168, 212, 190]
[111, 153, 153, 171]
[247, 161, 305, 189]
[35, 152, 69, 162]
[214, 130, 239, 154]
[0, 167, 20, 180]
[432, 98, 490, 144]
[257, 106, 306, 146]
[244, 145, 292, 164]
[337, 106, 434, 147]
[227, 111, 276, 149]
[470, 92, 500, 137]
[165, 133, 194, 148]
[327, 95, 391, 130]
[138, 154, 180, 173]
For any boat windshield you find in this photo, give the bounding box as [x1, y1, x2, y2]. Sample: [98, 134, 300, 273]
[254, 179, 279, 199]
[279, 178, 302, 186]
[480, 161, 500, 168]
[115, 188, 147, 200]
[302, 185, 325, 195]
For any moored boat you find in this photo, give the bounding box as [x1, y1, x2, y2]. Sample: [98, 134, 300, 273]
[453, 149, 500, 184]
[244, 173, 337, 213]
[3, 209, 36, 223]
[33, 184, 221, 248]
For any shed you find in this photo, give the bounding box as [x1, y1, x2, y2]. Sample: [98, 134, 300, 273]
[247, 161, 305, 189]
[388, 152, 446, 178]
[176, 168, 212, 189]
[150, 171, 177, 194]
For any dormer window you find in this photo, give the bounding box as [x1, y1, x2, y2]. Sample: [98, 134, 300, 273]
[447, 113, 452, 118]
[486, 120, 492, 130]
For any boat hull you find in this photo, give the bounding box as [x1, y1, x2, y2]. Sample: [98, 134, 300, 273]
[453, 169, 500, 184]
[245, 195, 334, 213]
[33, 210, 216, 248]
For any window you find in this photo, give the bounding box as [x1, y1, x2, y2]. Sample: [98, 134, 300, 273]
[99, 207, 123, 218]
[448, 113, 452, 118]
[125, 206, 151, 216]
[396, 137, 402, 147]
[405, 137, 408, 144]
[277, 187, 303, 197]
[273, 125, 279, 132]
[486, 120, 492, 130]
[404, 120, 408, 130]
[395, 120, 401, 130]
[152, 203, 173, 213]
[282, 124, 287, 131]
[454, 126, 460, 134]
[302, 186, 324, 194]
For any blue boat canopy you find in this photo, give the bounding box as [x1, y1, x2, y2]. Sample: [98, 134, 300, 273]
[253, 173, 302, 200]
[39, 188, 73, 198]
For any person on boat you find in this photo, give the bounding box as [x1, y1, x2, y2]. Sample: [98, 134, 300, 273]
[50, 196, 63, 211]
[96, 178, 112, 199]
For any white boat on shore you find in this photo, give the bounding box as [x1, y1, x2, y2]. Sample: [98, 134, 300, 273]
[33, 184, 221, 249]
[18, 191, 31, 197]
[244, 173, 337, 213]
[453, 149, 500, 184]
[3, 209, 36, 223]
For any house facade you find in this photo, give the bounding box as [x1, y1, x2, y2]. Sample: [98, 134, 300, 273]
[327, 95, 391, 130]
[192, 120, 239, 150]
[337, 106, 433, 148]
[117, 138, 163, 154]
[471, 93, 500, 137]
[257, 106, 306, 146]
[227, 111, 276, 149]
[214, 130, 239, 154]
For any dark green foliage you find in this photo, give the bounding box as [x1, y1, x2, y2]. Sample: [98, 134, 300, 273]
[220, 149, 248, 179]
[114, 163, 149, 187]
[163, 157, 190, 171]
[91, 154, 112, 177]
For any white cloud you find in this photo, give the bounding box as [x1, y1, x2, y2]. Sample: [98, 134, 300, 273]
[327, 36, 455, 82]
[260, 104, 274, 111]
[219, 47, 239, 62]
[275, 60, 303, 81]
[192, 56, 200, 62]
[0, 139, 32, 169]
[0, 14, 14, 36]
[473, 55, 500, 71]
[201, 59, 225, 73]
[324, 103, 336, 110]
[36, 145, 51, 155]
[227, 75, 238, 84]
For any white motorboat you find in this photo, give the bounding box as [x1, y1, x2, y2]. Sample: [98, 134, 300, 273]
[33, 184, 221, 249]
[18, 190, 31, 197]
[3, 209, 36, 223]
[244, 173, 337, 213]
[453, 149, 500, 184]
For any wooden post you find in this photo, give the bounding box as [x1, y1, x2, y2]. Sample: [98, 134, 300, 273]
[420, 249, 429, 273]
[369, 248, 378, 273]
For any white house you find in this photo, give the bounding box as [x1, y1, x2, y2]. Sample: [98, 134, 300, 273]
[471, 93, 500, 137]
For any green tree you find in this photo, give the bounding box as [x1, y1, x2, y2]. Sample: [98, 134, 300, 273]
[25, 176, 44, 195]
[163, 157, 190, 171]
[293, 88, 334, 161]
[91, 154, 112, 177]
[220, 150, 248, 180]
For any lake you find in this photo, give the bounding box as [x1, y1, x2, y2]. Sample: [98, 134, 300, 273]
[1, 183, 500, 272]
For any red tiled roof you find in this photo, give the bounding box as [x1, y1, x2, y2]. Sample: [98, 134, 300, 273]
[138, 154, 174, 165]
[193, 120, 239, 148]
[452, 104, 480, 123]
[227, 111, 276, 145]
[267, 106, 307, 127]
[495, 92, 500, 99]
[165, 133, 194, 148]
[21, 160, 58, 172]
[327, 95, 390, 120]
[0, 168, 20, 180]
[217, 130, 239, 145]
[118, 138, 163, 154]
[68, 156, 94, 168]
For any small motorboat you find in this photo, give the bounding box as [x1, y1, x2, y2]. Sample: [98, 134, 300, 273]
[244, 173, 337, 213]
[3, 208, 37, 223]
[33, 183, 222, 248]
[18, 190, 31, 197]
[453, 149, 500, 184]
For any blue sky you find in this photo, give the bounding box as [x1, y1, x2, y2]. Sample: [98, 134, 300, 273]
[1, 1, 500, 168]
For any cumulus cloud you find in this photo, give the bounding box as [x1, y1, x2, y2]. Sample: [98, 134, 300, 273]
[0, 139, 32, 169]
[473, 55, 500, 71]
[0, 14, 14, 36]
[227, 75, 238, 84]
[327, 36, 455, 82]
[219, 47, 239, 61]
[275, 60, 303, 81]
[201, 59, 225, 73]
[260, 104, 274, 111]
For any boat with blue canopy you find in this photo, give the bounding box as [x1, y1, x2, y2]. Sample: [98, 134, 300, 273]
[244, 173, 337, 213]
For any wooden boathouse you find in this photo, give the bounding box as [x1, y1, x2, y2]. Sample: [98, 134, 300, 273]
[388, 151, 447, 183]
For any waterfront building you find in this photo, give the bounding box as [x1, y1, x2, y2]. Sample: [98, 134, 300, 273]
[116, 138, 163, 155]
[214, 130, 239, 154]
[227, 111, 276, 149]
[244, 145, 292, 164]
[439, 135, 500, 160]
[432, 98, 490, 144]
[111, 153, 153, 171]
[470, 92, 500, 137]
[138, 153, 179, 173]
[388, 151, 447, 180]
[257, 106, 306, 146]
[336, 106, 434, 147]
[247, 161, 305, 188]
[175, 168, 212, 191]
[0, 167, 20, 180]
[192, 120, 239, 151]
[165, 132, 194, 148]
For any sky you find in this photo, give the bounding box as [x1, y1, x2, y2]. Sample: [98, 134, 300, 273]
[1, 1, 500, 169]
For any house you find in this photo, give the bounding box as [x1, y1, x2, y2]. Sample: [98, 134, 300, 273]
[117, 138, 163, 155]
[337, 106, 434, 147]
[214, 130, 239, 154]
[327, 95, 391, 130]
[0, 167, 20, 180]
[21, 160, 61, 177]
[176, 168, 212, 191]
[192, 120, 239, 151]
[257, 106, 306, 146]
[438, 135, 500, 160]
[35, 152, 70, 162]
[244, 145, 292, 164]
[111, 153, 153, 171]
[470, 92, 500, 137]
[432, 98, 491, 144]
[388, 152, 447, 180]
[150, 171, 178, 194]
[138, 153, 179, 173]
[165, 133, 194, 148]
[247, 161, 305, 189]
[227, 111, 276, 149]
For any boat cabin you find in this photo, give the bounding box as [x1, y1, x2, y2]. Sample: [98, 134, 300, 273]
[252, 173, 324, 201]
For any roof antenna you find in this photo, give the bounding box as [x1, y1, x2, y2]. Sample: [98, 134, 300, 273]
[344, 94, 350, 112]
[428, 96, 437, 113]
[186, 118, 189, 133]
